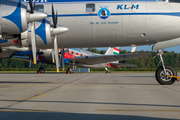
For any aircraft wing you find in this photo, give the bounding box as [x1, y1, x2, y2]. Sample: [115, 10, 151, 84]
[74, 53, 151, 65]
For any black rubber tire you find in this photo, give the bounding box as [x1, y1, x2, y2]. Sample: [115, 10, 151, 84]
[39, 67, 45, 74]
[69, 68, 74, 74]
[66, 67, 74, 74]
[155, 65, 177, 85]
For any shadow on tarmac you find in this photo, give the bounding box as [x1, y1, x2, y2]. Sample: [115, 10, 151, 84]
[1, 100, 179, 108]
[0, 81, 51, 84]
[0, 73, 66, 74]
[0, 110, 177, 120]
[113, 76, 154, 78]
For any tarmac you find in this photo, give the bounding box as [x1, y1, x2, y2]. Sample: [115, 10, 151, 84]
[0, 72, 180, 120]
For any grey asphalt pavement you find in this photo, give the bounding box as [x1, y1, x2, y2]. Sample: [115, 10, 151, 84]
[0, 73, 180, 120]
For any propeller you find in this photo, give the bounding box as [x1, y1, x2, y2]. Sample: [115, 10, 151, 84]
[29, 0, 37, 64]
[51, 4, 68, 72]
[52, 4, 59, 73]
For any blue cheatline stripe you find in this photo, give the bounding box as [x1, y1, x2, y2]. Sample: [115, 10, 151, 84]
[47, 12, 180, 17]
[48, 14, 97, 17]
[27, 0, 156, 3]
[111, 12, 180, 17]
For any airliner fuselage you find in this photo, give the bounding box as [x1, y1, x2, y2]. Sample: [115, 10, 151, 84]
[33, 0, 180, 48]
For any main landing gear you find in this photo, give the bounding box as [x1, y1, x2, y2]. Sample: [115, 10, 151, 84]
[66, 63, 76, 74]
[154, 50, 179, 85]
[37, 64, 47, 74]
[37, 66, 46, 74]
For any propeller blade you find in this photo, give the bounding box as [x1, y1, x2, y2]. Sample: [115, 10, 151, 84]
[52, 50, 55, 63]
[62, 49, 65, 71]
[31, 22, 37, 64]
[33, 0, 36, 10]
[52, 4, 57, 28]
[54, 35, 59, 73]
[29, 0, 34, 14]
[56, 10, 58, 26]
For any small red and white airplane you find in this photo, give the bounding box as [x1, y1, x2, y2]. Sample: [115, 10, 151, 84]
[13, 47, 150, 74]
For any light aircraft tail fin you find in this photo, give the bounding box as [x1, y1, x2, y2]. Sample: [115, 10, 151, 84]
[105, 47, 119, 55]
[105, 47, 119, 63]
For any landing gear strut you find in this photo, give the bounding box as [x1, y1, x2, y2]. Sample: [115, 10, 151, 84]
[154, 50, 178, 85]
[105, 68, 111, 73]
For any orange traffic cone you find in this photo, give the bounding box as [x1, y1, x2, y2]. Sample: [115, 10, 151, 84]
[66, 70, 70, 74]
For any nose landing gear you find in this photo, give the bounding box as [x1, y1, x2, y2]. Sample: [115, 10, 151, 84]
[155, 65, 177, 85]
[155, 50, 179, 85]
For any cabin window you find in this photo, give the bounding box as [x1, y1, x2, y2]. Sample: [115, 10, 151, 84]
[86, 4, 95, 12]
[35, 5, 44, 12]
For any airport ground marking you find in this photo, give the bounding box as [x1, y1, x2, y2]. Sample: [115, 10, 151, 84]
[0, 92, 46, 102]
[95, 109, 180, 112]
[58, 79, 63, 81]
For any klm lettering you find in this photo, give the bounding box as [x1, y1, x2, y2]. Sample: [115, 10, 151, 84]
[117, 4, 139, 10]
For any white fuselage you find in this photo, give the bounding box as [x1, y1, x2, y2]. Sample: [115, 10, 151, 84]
[29, 1, 180, 49]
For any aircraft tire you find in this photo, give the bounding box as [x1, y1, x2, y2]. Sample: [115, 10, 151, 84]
[39, 67, 45, 74]
[69, 68, 74, 74]
[66, 67, 74, 74]
[155, 65, 176, 85]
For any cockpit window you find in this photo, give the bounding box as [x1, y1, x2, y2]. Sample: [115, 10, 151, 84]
[35, 5, 44, 12]
[86, 4, 95, 12]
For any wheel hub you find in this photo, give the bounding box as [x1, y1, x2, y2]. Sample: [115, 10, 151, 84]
[160, 69, 173, 82]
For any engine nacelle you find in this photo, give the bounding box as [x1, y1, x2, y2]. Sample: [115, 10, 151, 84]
[28, 18, 52, 48]
[20, 18, 52, 48]
[20, 18, 68, 49]
[0, 0, 28, 35]
[0, 0, 47, 36]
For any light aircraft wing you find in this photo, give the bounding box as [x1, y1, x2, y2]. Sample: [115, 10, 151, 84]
[74, 53, 151, 65]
